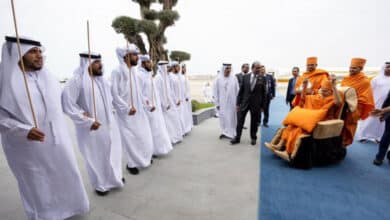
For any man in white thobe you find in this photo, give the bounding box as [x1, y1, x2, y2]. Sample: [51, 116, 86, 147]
[137, 55, 173, 156]
[357, 62, 390, 143]
[169, 62, 186, 136]
[62, 52, 124, 196]
[180, 64, 193, 134]
[0, 36, 89, 220]
[213, 63, 240, 139]
[154, 61, 184, 144]
[111, 44, 154, 175]
[203, 82, 213, 103]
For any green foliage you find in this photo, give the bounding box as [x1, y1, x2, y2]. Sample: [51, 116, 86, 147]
[112, 16, 141, 35]
[112, 0, 187, 67]
[170, 50, 191, 62]
[159, 10, 180, 25]
[191, 100, 214, 112]
[139, 20, 158, 35]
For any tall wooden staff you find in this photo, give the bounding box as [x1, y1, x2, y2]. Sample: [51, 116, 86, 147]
[163, 64, 170, 110]
[126, 41, 135, 111]
[150, 69, 156, 108]
[86, 20, 97, 121]
[10, 0, 38, 128]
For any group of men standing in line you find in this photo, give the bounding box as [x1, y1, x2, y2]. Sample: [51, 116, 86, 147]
[0, 36, 193, 220]
[213, 62, 276, 145]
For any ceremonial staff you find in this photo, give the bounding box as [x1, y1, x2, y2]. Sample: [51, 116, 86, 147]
[126, 41, 136, 114]
[86, 20, 98, 121]
[10, 0, 38, 128]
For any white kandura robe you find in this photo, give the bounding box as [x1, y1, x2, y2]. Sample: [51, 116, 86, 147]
[169, 73, 186, 136]
[0, 73, 89, 220]
[179, 74, 193, 134]
[154, 67, 183, 144]
[356, 73, 390, 142]
[111, 64, 154, 168]
[137, 67, 173, 155]
[0, 40, 89, 220]
[213, 74, 239, 138]
[62, 72, 123, 192]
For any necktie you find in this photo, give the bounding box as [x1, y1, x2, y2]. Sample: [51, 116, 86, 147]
[251, 75, 257, 91]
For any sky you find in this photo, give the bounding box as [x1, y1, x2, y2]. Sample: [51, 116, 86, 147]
[1, 0, 390, 79]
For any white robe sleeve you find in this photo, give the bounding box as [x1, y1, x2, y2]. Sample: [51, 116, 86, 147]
[212, 79, 220, 107]
[0, 107, 32, 138]
[61, 77, 95, 128]
[138, 75, 151, 110]
[170, 76, 180, 104]
[111, 70, 131, 115]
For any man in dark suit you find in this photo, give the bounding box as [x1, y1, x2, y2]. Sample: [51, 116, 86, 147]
[261, 66, 276, 127]
[286, 67, 300, 110]
[236, 63, 250, 86]
[231, 61, 267, 145]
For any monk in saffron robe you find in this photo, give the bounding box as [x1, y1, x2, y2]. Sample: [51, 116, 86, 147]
[293, 57, 329, 106]
[340, 58, 375, 146]
[266, 75, 341, 156]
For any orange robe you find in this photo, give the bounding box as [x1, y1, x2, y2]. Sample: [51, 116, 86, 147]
[340, 72, 375, 146]
[293, 69, 329, 106]
[282, 94, 336, 155]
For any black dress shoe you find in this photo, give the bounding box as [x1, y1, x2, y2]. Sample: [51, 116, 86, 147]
[230, 138, 240, 145]
[251, 139, 257, 145]
[152, 155, 158, 159]
[122, 178, 126, 184]
[359, 139, 367, 143]
[95, 190, 109, 196]
[373, 159, 383, 166]
[126, 166, 139, 175]
[219, 134, 230, 139]
[263, 124, 269, 128]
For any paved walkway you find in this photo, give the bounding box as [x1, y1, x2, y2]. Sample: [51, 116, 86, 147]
[0, 117, 259, 220]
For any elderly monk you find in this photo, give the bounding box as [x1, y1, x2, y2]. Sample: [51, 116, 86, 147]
[293, 57, 329, 106]
[266, 75, 341, 156]
[340, 58, 375, 146]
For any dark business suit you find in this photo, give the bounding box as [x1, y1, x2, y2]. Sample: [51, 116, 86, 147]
[375, 90, 390, 161]
[235, 72, 245, 87]
[235, 73, 267, 141]
[262, 74, 276, 125]
[286, 77, 298, 110]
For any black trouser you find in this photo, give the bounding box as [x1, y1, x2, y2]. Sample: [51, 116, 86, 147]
[236, 107, 261, 140]
[261, 98, 271, 125]
[375, 119, 390, 161]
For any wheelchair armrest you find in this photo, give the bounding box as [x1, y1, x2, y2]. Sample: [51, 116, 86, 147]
[312, 119, 344, 139]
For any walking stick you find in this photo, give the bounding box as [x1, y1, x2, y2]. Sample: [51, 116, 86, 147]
[10, 0, 38, 128]
[86, 20, 98, 121]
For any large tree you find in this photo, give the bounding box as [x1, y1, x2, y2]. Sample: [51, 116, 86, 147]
[112, 0, 190, 64]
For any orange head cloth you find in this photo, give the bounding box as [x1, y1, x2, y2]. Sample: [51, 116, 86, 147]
[307, 57, 318, 65]
[350, 58, 366, 68]
[320, 79, 332, 90]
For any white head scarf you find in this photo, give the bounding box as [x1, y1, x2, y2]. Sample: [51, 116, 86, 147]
[115, 44, 140, 65]
[73, 52, 111, 122]
[0, 36, 58, 125]
[218, 63, 233, 80]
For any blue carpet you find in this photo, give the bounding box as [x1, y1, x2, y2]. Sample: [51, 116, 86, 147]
[258, 96, 390, 220]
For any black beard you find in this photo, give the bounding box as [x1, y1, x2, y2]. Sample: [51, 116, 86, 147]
[93, 69, 103, 76]
[130, 60, 138, 66]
